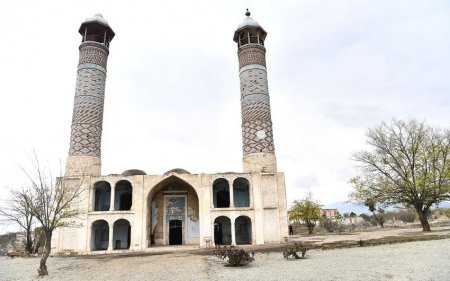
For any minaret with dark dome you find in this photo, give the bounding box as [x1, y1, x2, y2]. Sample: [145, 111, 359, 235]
[66, 14, 115, 176]
[234, 10, 277, 173]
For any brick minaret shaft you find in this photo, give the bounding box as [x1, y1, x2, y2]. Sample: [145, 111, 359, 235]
[66, 14, 115, 177]
[234, 10, 277, 173]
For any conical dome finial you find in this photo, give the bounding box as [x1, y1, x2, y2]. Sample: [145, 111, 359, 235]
[245, 9, 251, 17]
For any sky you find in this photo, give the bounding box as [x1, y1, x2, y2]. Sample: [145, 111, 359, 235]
[0, 0, 449, 221]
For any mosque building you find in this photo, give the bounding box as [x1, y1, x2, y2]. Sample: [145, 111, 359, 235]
[52, 10, 288, 254]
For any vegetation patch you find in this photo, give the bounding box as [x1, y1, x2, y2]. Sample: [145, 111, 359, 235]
[213, 246, 254, 267]
[283, 242, 308, 259]
[319, 234, 450, 250]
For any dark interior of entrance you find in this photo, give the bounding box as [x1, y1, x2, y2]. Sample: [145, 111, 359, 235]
[214, 216, 231, 245]
[169, 219, 182, 245]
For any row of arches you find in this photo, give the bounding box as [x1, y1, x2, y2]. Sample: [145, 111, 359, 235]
[213, 177, 250, 208]
[214, 216, 252, 245]
[91, 219, 131, 251]
[93, 177, 250, 211]
[93, 180, 132, 211]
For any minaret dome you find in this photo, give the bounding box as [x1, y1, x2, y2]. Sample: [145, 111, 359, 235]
[233, 9, 267, 47]
[78, 14, 115, 47]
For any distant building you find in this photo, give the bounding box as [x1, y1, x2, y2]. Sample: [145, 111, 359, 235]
[52, 11, 289, 254]
[321, 209, 340, 219]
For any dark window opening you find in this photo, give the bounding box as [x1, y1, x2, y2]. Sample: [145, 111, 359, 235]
[93, 181, 111, 211]
[214, 216, 231, 245]
[235, 216, 252, 245]
[91, 220, 109, 251]
[233, 178, 250, 207]
[213, 178, 230, 208]
[114, 180, 133, 211]
[113, 219, 131, 249]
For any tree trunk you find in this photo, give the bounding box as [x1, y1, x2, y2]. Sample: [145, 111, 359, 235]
[25, 227, 33, 254]
[416, 208, 431, 232]
[38, 233, 52, 276]
[306, 221, 315, 234]
[26, 234, 33, 254]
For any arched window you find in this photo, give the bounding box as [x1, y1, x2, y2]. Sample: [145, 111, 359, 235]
[213, 178, 230, 208]
[235, 216, 252, 245]
[233, 177, 250, 207]
[93, 181, 111, 211]
[114, 180, 132, 211]
[91, 220, 109, 251]
[113, 219, 131, 249]
[214, 216, 231, 245]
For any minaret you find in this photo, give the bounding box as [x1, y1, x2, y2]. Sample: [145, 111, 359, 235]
[66, 14, 115, 177]
[234, 10, 277, 173]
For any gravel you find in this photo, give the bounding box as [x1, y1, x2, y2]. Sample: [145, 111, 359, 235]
[1, 239, 449, 281]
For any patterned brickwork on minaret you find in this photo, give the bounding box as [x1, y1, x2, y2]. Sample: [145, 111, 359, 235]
[66, 14, 114, 177]
[234, 11, 277, 173]
[69, 43, 108, 157]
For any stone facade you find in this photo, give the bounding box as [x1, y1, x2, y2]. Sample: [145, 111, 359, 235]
[52, 171, 288, 254]
[52, 13, 288, 254]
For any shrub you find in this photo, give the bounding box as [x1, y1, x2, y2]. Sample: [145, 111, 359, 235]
[214, 246, 254, 267]
[283, 242, 308, 259]
[395, 209, 417, 222]
[322, 219, 340, 232]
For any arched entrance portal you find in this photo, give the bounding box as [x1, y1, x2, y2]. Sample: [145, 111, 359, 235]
[147, 176, 199, 247]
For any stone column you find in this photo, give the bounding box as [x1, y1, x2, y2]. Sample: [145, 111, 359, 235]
[230, 218, 236, 246]
[110, 184, 115, 211]
[108, 223, 114, 252]
[229, 180, 235, 208]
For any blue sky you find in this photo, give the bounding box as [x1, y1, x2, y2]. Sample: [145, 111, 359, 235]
[0, 0, 449, 221]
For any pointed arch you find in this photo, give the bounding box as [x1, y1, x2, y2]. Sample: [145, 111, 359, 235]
[146, 175, 199, 247]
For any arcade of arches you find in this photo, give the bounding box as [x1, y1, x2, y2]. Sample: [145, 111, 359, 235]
[93, 180, 132, 212]
[213, 177, 250, 208]
[214, 216, 252, 245]
[91, 219, 131, 251]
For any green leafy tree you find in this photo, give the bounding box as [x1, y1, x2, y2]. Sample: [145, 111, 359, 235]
[349, 119, 450, 231]
[288, 193, 322, 234]
[364, 199, 385, 227]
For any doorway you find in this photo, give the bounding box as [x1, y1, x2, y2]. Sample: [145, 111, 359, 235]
[169, 220, 182, 245]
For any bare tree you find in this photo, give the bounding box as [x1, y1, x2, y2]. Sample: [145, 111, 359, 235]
[349, 119, 450, 231]
[0, 187, 35, 254]
[22, 155, 84, 276]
